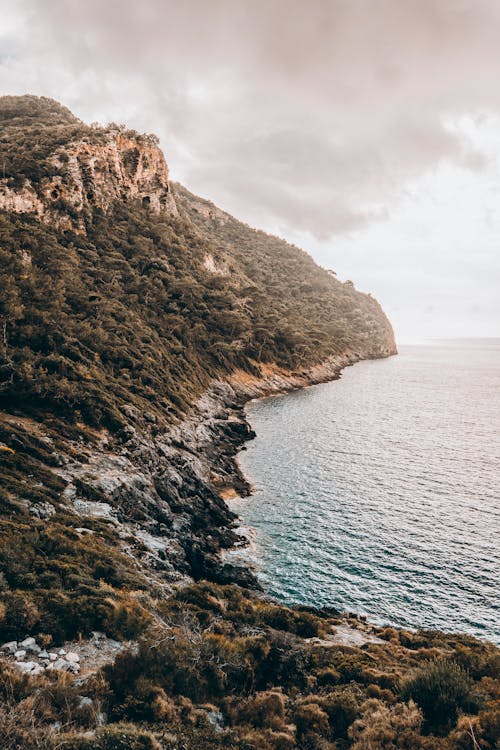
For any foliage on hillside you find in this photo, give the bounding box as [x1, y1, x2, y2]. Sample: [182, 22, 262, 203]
[0, 199, 393, 432]
[0, 206, 255, 429]
[5, 97, 486, 750]
[0, 581, 499, 749]
[0, 95, 156, 190]
[175, 183, 393, 367]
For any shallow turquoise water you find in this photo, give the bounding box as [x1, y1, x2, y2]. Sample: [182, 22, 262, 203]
[230, 340, 500, 643]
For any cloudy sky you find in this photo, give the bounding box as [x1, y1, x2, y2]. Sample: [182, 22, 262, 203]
[1, 0, 499, 341]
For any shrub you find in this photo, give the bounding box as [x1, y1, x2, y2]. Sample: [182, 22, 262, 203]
[316, 667, 341, 687]
[293, 701, 330, 743]
[319, 688, 361, 740]
[57, 724, 161, 750]
[348, 699, 430, 750]
[401, 659, 479, 734]
[294, 611, 321, 638]
[237, 691, 286, 729]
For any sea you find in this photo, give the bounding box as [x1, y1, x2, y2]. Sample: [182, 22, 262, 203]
[229, 340, 500, 644]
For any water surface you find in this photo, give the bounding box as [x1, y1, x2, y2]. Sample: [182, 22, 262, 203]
[230, 340, 500, 643]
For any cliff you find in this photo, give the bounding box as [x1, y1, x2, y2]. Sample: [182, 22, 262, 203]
[0, 93, 399, 606]
[3, 97, 494, 750]
[0, 91, 400, 610]
[0, 95, 177, 232]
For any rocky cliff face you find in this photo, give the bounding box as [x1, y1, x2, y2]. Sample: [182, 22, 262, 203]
[0, 130, 177, 232]
[0, 95, 397, 630]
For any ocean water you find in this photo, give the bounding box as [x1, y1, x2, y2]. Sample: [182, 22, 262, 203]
[230, 340, 500, 643]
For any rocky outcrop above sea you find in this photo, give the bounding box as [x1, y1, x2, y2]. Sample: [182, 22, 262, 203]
[0, 130, 178, 232]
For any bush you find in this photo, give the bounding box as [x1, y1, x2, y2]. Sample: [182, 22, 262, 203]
[293, 701, 329, 743]
[57, 724, 161, 750]
[348, 699, 430, 750]
[237, 691, 286, 729]
[401, 659, 479, 734]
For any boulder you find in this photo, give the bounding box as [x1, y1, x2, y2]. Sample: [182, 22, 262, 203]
[50, 659, 71, 671]
[65, 652, 80, 663]
[14, 650, 26, 660]
[20, 637, 36, 649]
[15, 661, 44, 675]
[1, 641, 17, 654]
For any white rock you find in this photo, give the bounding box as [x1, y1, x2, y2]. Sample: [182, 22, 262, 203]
[65, 652, 80, 663]
[15, 661, 43, 675]
[49, 653, 58, 661]
[14, 650, 26, 660]
[39, 650, 49, 660]
[20, 637, 36, 649]
[1, 641, 17, 654]
[50, 658, 71, 671]
[58, 649, 66, 656]
[67, 662, 80, 674]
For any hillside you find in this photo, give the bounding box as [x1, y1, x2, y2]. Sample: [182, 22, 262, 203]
[0, 96, 498, 750]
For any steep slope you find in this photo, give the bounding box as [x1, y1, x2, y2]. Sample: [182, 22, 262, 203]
[0, 95, 400, 636]
[0, 96, 499, 750]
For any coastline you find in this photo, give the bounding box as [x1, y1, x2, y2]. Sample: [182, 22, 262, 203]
[8, 346, 396, 601]
[180, 347, 397, 586]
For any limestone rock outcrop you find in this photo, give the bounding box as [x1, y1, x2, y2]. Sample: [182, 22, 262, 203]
[0, 130, 177, 232]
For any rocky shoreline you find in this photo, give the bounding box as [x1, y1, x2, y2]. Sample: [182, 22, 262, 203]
[49, 349, 391, 593]
[1, 347, 396, 611]
[153, 347, 396, 588]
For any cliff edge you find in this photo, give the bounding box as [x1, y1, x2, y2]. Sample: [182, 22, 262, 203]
[0, 96, 497, 750]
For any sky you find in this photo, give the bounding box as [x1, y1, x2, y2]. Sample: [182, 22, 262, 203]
[1, 0, 499, 342]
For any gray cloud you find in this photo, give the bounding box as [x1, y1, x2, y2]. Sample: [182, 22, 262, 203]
[1, 0, 500, 337]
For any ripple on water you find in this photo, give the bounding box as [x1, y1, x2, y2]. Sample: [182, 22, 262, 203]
[231, 341, 500, 643]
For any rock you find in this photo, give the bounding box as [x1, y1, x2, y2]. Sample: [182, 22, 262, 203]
[0, 130, 177, 234]
[67, 662, 80, 674]
[120, 404, 140, 421]
[14, 650, 26, 660]
[65, 652, 80, 663]
[1, 641, 17, 654]
[15, 661, 44, 675]
[20, 637, 36, 649]
[78, 697, 93, 708]
[121, 425, 136, 440]
[207, 709, 224, 733]
[29, 501, 56, 519]
[39, 650, 49, 660]
[50, 659, 71, 671]
[58, 649, 66, 656]
[49, 652, 58, 661]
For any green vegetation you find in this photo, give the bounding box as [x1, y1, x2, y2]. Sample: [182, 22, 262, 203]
[0, 582, 499, 749]
[0, 193, 393, 431]
[401, 659, 480, 734]
[0, 95, 394, 433]
[175, 183, 394, 368]
[0, 96, 496, 749]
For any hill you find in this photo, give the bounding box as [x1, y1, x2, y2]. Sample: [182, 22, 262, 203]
[0, 97, 497, 750]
